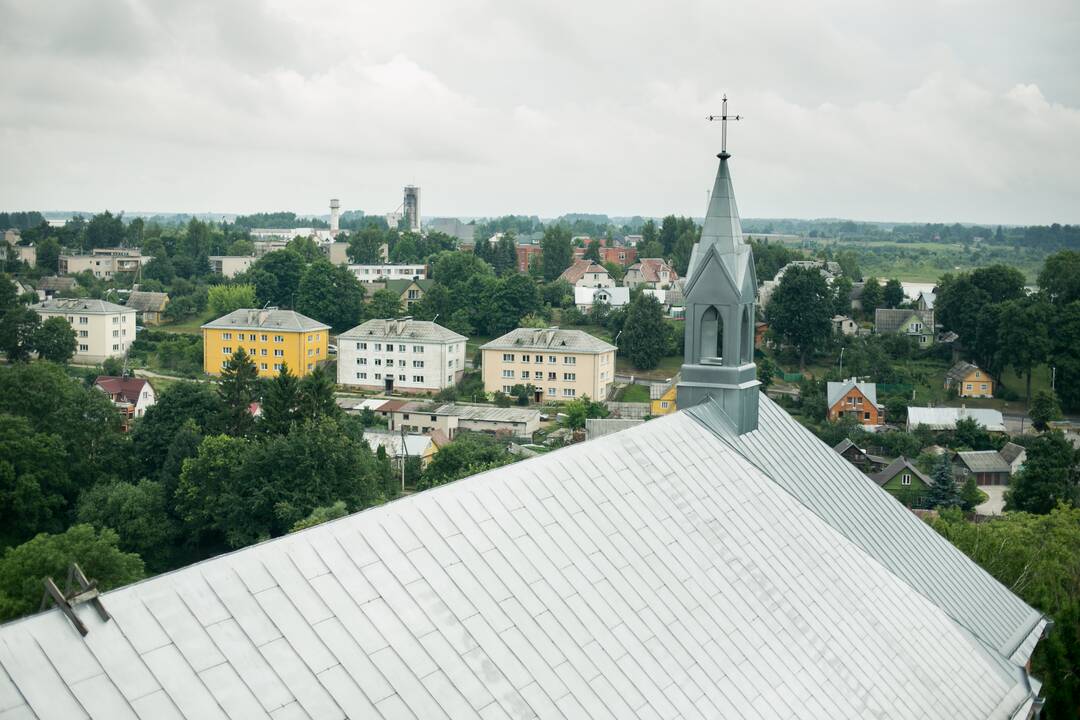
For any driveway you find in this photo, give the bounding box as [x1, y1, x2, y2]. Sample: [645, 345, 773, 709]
[975, 485, 1007, 516]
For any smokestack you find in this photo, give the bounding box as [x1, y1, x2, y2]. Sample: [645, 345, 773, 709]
[330, 198, 341, 235]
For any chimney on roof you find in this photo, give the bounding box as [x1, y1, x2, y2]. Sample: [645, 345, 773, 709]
[246, 309, 257, 325]
[392, 316, 411, 334]
[259, 308, 271, 325]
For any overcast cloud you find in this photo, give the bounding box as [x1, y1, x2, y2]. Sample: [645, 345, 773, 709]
[1, 0, 1078, 224]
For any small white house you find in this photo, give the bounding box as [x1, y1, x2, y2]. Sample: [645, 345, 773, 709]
[337, 317, 466, 393]
[574, 286, 630, 310]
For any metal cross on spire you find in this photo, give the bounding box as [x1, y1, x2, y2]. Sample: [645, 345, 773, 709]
[706, 95, 741, 159]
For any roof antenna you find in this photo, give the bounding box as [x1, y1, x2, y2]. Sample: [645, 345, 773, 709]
[40, 563, 112, 637]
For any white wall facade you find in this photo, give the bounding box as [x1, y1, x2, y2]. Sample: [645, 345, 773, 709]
[36, 306, 136, 362]
[347, 264, 427, 284]
[338, 335, 465, 392]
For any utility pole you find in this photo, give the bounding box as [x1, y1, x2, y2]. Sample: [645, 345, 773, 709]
[839, 347, 845, 377]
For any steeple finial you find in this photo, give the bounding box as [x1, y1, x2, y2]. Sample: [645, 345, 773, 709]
[706, 95, 741, 159]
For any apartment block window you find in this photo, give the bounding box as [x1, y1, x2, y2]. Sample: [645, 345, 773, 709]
[112, 344, 120, 351]
[502, 353, 515, 362]
[274, 363, 282, 370]
[522, 354, 530, 362]
[79, 317, 89, 325]
[413, 360, 424, 368]
[413, 375, 424, 383]
[112, 330, 120, 337]
[315, 348, 320, 356]
[249, 334, 256, 341]
[547, 387, 556, 396]
[563, 388, 576, 397]
[521, 371, 530, 379]
[901, 474, 912, 486]
[535, 356, 543, 363]
[308, 349, 313, 356]
[563, 373, 576, 381]
[261, 334, 268, 342]
[308, 363, 313, 370]
[548, 372, 556, 381]
[79, 330, 88, 338]
[564, 356, 576, 365]
[413, 345, 423, 352]
[223, 346, 233, 354]
[357, 342, 367, 350]
[375, 359, 382, 366]
[548, 355, 556, 363]
[375, 343, 382, 351]
[274, 349, 283, 357]
[358, 358, 367, 365]
[398, 374, 405, 381]
[260, 363, 268, 370]
[274, 335, 284, 342]
[112, 316, 119, 324]
[375, 373, 382, 380]
[308, 335, 313, 342]
[503, 385, 512, 393]
[398, 344, 406, 352]
[357, 372, 367, 379]
[502, 370, 515, 378]
[79, 344, 89, 352]
[261, 349, 268, 356]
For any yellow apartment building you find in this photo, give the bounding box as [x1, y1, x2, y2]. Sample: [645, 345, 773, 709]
[201, 307, 330, 377]
[481, 327, 617, 402]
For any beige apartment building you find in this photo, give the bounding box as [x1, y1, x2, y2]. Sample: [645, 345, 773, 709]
[59, 248, 152, 279]
[208, 255, 255, 278]
[481, 327, 617, 402]
[29, 297, 137, 362]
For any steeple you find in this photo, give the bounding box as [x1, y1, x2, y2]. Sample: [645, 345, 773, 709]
[676, 134, 760, 434]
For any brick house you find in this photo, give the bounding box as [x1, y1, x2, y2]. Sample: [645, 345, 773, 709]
[826, 378, 883, 425]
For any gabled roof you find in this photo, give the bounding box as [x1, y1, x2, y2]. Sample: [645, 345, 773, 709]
[94, 376, 150, 405]
[573, 286, 629, 307]
[583, 417, 643, 440]
[875, 308, 934, 334]
[433, 403, 539, 424]
[30, 297, 133, 315]
[383, 278, 435, 295]
[832, 437, 861, 454]
[338, 319, 465, 343]
[826, 378, 878, 408]
[947, 361, 982, 383]
[201, 308, 330, 333]
[999, 442, 1027, 465]
[649, 374, 679, 400]
[869, 456, 934, 487]
[481, 327, 615, 354]
[558, 259, 609, 284]
[0, 397, 1043, 719]
[126, 290, 169, 312]
[908, 407, 1007, 432]
[362, 429, 434, 458]
[957, 450, 1012, 474]
[626, 258, 678, 284]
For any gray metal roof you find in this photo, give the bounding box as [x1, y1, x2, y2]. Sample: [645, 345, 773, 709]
[584, 417, 644, 440]
[30, 297, 133, 315]
[433, 403, 540, 424]
[688, 395, 1043, 666]
[481, 328, 616, 354]
[999, 442, 1026, 465]
[957, 450, 1012, 474]
[869, 456, 935, 487]
[874, 308, 934, 334]
[201, 308, 330, 333]
[338, 319, 465, 343]
[826, 378, 878, 408]
[126, 291, 169, 313]
[947, 361, 982, 383]
[0, 398, 1042, 719]
[907, 407, 1007, 432]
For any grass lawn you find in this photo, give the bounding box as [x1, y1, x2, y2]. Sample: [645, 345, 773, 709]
[157, 312, 214, 335]
[616, 354, 682, 380]
[615, 384, 651, 403]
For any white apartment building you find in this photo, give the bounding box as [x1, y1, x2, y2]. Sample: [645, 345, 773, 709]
[481, 327, 617, 402]
[58, 248, 152, 279]
[29, 297, 137, 362]
[208, 255, 255, 278]
[337, 317, 466, 393]
[347, 263, 427, 284]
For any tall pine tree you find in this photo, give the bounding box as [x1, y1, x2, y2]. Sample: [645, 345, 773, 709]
[927, 454, 960, 509]
[219, 348, 259, 436]
[261, 363, 299, 435]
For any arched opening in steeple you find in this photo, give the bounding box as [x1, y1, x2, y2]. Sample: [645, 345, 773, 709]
[741, 306, 753, 363]
[700, 306, 723, 363]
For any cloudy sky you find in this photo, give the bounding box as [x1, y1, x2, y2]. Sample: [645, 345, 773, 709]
[2, 0, 1079, 224]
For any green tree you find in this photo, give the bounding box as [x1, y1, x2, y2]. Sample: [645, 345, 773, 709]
[562, 395, 609, 429]
[765, 265, 833, 369]
[290, 501, 349, 532]
[296, 260, 365, 332]
[0, 524, 144, 622]
[286, 236, 322, 262]
[419, 432, 515, 489]
[926, 455, 960, 509]
[76, 479, 179, 573]
[30, 316, 76, 363]
[84, 211, 126, 250]
[207, 283, 257, 316]
[671, 229, 697, 276]
[488, 274, 541, 336]
[0, 415, 71, 546]
[219, 348, 259, 436]
[1038, 250, 1080, 306]
[261, 363, 299, 434]
[1051, 301, 1080, 411]
[0, 306, 39, 362]
[367, 289, 403, 319]
[1029, 390, 1062, 432]
[954, 416, 993, 450]
[35, 237, 61, 273]
[541, 225, 573, 282]
[623, 293, 666, 370]
[1005, 432, 1079, 514]
[583, 240, 601, 263]
[756, 356, 776, 390]
[244, 250, 305, 307]
[860, 277, 884, 316]
[882, 278, 904, 308]
[132, 383, 223, 479]
[297, 366, 339, 421]
[997, 296, 1052, 402]
[347, 226, 387, 263]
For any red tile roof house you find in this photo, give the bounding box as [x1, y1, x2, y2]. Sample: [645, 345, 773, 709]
[93, 376, 156, 430]
[624, 257, 679, 289]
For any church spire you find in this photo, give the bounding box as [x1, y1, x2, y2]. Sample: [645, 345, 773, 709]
[676, 106, 760, 434]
